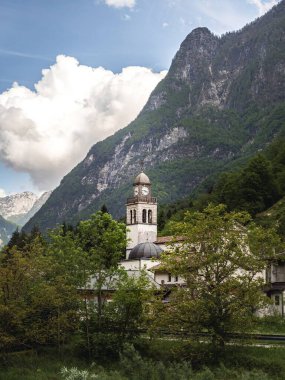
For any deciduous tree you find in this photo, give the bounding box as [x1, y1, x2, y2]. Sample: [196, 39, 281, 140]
[153, 204, 283, 348]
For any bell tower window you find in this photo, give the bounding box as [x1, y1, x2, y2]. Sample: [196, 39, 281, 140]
[148, 209, 152, 223]
[130, 210, 133, 225]
[142, 209, 147, 223]
[133, 209, 136, 224]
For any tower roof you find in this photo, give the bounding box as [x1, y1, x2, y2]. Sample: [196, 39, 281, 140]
[134, 172, 151, 185]
[129, 242, 163, 260]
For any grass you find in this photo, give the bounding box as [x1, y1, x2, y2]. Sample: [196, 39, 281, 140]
[2, 339, 285, 379]
[0, 349, 88, 380]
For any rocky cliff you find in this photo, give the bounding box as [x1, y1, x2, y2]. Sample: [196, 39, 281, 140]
[24, 1, 285, 232]
[0, 191, 51, 227]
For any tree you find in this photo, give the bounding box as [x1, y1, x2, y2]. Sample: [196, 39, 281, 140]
[153, 204, 283, 348]
[0, 231, 80, 353]
[213, 155, 279, 215]
[110, 271, 150, 341]
[75, 211, 127, 357]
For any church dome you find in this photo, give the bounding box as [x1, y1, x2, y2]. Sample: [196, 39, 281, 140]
[134, 172, 151, 185]
[129, 242, 163, 260]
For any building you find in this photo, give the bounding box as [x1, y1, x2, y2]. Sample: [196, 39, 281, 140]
[121, 171, 285, 315]
[120, 171, 183, 288]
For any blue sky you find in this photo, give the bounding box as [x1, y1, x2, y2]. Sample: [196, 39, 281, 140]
[0, 0, 280, 195]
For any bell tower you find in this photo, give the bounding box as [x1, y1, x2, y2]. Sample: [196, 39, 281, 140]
[126, 172, 157, 258]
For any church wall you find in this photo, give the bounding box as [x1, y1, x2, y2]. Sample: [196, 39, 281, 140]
[154, 272, 184, 286]
[126, 223, 158, 254]
[126, 202, 157, 225]
[120, 258, 160, 272]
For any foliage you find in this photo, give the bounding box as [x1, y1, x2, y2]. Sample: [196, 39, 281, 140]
[160, 137, 285, 238]
[153, 204, 283, 347]
[0, 233, 80, 353]
[59, 345, 272, 380]
[0, 211, 146, 358]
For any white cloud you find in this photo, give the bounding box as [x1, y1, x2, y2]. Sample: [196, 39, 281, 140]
[247, 0, 279, 16]
[0, 189, 6, 198]
[195, 1, 252, 32]
[0, 55, 166, 191]
[104, 0, 136, 8]
[162, 22, 169, 28]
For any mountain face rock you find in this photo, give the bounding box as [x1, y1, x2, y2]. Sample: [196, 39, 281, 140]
[0, 192, 38, 225]
[0, 191, 51, 227]
[24, 1, 285, 232]
[22, 191, 52, 226]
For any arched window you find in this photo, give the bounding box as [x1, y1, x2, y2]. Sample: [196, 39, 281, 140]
[148, 209, 152, 223]
[142, 209, 147, 223]
[133, 209, 136, 224]
[130, 210, 133, 225]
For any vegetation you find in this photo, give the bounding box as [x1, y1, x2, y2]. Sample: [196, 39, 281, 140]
[0, 212, 148, 359]
[159, 137, 285, 238]
[153, 205, 283, 348]
[1, 207, 285, 378]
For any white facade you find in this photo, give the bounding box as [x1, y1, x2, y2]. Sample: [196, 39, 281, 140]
[120, 258, 160, 274]
[126, 223, 158, 258]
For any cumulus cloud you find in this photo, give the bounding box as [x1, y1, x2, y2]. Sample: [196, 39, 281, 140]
[247, 0, 279, 16]
[0, 189, 6, 198]
[104, 0, 136, 8]
[0, 55, 166, 190]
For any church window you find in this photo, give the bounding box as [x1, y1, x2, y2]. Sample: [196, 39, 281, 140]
[142, 209, 147, 223]
[168, 273, 171, 282]
[133, 209, 136, 223]
[275, 295, 280, 306]
[148, 209, 152, 223]
[175, 275, 178, 282]
[130, 210, 133, 225]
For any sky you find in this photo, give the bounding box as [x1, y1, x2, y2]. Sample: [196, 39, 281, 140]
[0, 0, 280, 196]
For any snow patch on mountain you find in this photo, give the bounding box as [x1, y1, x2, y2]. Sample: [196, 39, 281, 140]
[0, 191, 51, 226]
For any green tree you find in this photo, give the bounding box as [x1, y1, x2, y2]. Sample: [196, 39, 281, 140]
[109, 271, 150, 341]
[0, 232, 80, 353]
[214, 155, 279, 215]
[153, 204, 283, 348]
[75, 211, 127, 357]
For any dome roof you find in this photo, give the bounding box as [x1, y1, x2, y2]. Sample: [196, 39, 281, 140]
[129, 242, 163, 260]
[134, 172, 151, 185]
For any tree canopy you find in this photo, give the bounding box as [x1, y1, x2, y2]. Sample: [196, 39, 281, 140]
[153, 204, 284, 347]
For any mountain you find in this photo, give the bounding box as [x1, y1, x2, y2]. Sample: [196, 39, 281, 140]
[24, 1, 285, 232]
[0, 215, 17, 246]
[21, 191, 52, 227]
[0, 191, 51, 227]
[0, 192, 38, 225]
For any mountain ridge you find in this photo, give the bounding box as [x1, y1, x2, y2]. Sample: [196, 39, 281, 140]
[24, 0, 285, 232]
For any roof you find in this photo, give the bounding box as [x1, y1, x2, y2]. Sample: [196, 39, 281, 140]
[134, 172, 151, 185]
[154, 236, 186, 244]
[129, 242, 163, 259]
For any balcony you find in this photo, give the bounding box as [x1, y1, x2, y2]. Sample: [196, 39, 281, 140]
[127, 196, 157, 204]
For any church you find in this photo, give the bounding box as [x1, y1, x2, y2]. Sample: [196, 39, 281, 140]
[120, 171, 285, 316]
[120, 171, 190, 288]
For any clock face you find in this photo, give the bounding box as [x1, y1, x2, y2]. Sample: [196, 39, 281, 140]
[134, 186, 139, 195]
[142, 186, 149, 196]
